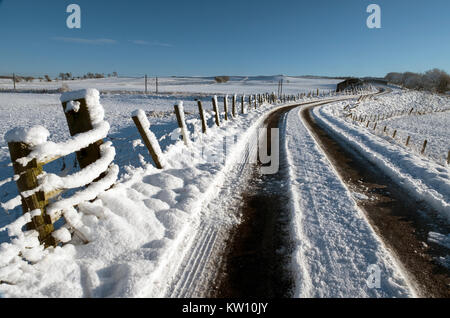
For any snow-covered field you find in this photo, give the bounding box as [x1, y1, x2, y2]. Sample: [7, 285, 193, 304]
[337, 90, 450, 165]
[0, 75, 340, 95]
[0, 79, 448, 298]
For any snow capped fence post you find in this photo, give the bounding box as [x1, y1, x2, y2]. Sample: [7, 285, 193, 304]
[6, 133, 55, 247]
[174, 102, 191, 146]
[223, 95, 229, 121]
[232, 94, 237, 118]
[196, 100, 208, 134]
[212, 96, 221, 127]
[61, 92, 104, 173]
[241, 95, 245, 114]
[132, 110, 166, 169]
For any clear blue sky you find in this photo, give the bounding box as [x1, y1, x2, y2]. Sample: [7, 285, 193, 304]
[0, 0, 449, 77]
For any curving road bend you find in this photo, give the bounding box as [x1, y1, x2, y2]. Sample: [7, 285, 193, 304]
[165, 91, 449, 298]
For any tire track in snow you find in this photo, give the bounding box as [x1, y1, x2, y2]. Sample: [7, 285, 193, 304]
[164, 125, 260, 298]
[169, 224, 218, 297]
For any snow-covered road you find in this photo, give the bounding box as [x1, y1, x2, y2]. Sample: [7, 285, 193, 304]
[282, 102, 417, 297]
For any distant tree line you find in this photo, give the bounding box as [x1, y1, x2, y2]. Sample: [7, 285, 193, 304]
[7, 72, 119, 83]
[214, 76, 230, 83]
[385, 68, 450, 94]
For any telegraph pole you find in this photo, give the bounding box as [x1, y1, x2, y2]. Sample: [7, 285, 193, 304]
[145, 74, 148, 94]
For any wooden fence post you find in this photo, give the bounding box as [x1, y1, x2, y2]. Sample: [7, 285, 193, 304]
[392, 130, 397, 139]
[212, 96, 221, 126]
[421, 140, 428, 154]
[197, 100, 207, 133]
[248, 95, 252, 111]
[447, 150, 450, 165]
[223, 95, 229, 121]
[232, 94, 237, 117]
[174, 103, 191, 146]
[61, 98, 104, 171]
[132, 111, 165, 169]
[241, 95, 245, 114]
[405, 136, 411, 147]
[7, 140, 55, 246]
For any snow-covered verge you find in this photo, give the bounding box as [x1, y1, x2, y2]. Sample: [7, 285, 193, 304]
[0, 90, 341, 242]
[341, 90, 450, 165]
[314, 99, 450, 221]
[0, 90, 316, 297]
[282, 103, 416, 298]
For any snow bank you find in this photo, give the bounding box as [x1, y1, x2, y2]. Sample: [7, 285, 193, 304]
[315, 101, 450, 220]
[339, 90, 450, 164]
